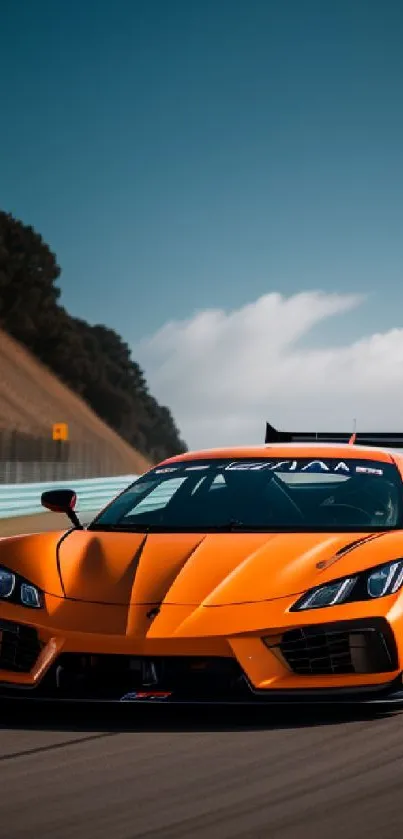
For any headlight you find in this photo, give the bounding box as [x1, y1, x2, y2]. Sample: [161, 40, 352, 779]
[367, 562, 403, 598]
[293, 577, 357, 610]
[0, 566, 42, 609]
[291, 559, 403, 611]
[0, 568, 15, 599]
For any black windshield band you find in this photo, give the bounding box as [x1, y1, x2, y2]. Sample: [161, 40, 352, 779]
[88, 457, 403, 534]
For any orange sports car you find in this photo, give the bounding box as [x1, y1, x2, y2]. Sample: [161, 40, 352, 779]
[2, 422, 403, 705]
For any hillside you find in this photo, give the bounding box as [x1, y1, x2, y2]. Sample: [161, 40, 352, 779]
[0, 210, 187, 462]
[0, 328, 151, 476]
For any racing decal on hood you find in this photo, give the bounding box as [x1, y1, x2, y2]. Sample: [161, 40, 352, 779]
[316, 531, 388, 570]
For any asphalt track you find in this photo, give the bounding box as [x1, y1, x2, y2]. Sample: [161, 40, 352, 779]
[2, 517, 403, 837]
[3, 691, 403, 836]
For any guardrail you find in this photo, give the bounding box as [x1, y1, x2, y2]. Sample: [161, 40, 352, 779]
[0, 475, 138, 519]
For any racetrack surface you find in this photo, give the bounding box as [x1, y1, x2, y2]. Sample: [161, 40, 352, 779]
[2, 516, 403, 837]
[2, 695, 403, 837]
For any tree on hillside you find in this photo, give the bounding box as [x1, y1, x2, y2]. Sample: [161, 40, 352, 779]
[0, 210, 187, 460]
[0, 211, 61, 347]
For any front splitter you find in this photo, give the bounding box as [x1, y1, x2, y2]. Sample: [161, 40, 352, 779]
[1, 679, 402, 706]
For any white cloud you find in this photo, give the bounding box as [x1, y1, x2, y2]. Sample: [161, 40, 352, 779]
[134, 291, 403, 450]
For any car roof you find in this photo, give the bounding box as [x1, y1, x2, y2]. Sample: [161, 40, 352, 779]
[161, 443, 403, 466]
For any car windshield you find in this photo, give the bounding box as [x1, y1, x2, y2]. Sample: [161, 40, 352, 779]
[88, 456, 403, 533]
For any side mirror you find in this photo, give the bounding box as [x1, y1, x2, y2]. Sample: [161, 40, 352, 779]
[41, 489, 82, 529]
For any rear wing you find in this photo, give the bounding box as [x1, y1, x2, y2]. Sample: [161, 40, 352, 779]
[265, 422, 403, 448]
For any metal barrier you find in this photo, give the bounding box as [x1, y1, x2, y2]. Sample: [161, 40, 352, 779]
[0, 475, 138, 519]
[0, 430, 139, 483]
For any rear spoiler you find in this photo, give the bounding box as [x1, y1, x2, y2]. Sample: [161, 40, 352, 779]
[265, 422, 403, 448]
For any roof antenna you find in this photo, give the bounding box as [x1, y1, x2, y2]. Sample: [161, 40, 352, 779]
[349, 418, 357, 445]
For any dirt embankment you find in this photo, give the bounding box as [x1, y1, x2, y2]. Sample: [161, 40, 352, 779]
[0, 328, 151, 475]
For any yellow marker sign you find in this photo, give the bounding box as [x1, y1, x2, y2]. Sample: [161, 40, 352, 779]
[52, 423, 69, 442]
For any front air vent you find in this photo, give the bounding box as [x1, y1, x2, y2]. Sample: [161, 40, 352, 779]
[266, 619, 398, 676]
[0, 620, 42, 672]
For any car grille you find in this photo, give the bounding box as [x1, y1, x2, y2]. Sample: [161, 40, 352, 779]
[278, 621, 397, 676]
[33, 654, 249, 700]
[0, 620, 42, 673]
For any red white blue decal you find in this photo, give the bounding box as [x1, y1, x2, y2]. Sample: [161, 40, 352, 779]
[120, 691, 173, 702]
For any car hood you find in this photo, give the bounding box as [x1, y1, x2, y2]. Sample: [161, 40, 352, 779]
[44, 527, 399, 606]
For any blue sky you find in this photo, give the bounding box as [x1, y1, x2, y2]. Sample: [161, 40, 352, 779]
[1, 0, 402, 346]
[2, 0, 403, 445]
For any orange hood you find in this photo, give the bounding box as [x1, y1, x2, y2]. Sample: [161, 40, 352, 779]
[47, 527, 397, 605]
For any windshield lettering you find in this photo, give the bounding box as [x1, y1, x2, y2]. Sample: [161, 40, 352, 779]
[89, 457, 400, 534]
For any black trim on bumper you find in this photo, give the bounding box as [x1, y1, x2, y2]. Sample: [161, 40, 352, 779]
[0, 675, 401, 705]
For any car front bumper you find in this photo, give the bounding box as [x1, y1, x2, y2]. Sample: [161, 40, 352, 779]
[0, 593, 402, 703]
